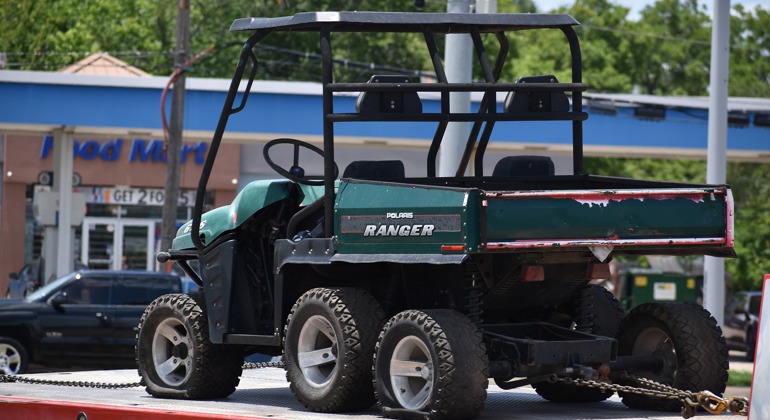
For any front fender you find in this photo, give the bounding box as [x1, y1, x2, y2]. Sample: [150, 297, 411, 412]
[173, 179, 298, 250]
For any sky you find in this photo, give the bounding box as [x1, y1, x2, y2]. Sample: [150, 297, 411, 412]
[533, 0, 770, 20]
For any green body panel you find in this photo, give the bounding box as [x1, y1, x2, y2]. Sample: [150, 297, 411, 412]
[485, 193, 726, 242]
[172, 179, 297, 250]
[335, 181, 480, 254]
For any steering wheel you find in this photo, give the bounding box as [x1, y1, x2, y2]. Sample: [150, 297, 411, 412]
[262, 138, 338, 186]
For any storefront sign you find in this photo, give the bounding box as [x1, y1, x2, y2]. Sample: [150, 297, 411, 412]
[40, 136, 207, 164]
[89, 186, 196, 207]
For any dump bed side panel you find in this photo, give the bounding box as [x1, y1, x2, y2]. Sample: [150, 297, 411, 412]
[482, 188, 733, 255]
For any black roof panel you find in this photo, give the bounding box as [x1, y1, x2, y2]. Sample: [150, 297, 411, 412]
[230, 11, 579, 33]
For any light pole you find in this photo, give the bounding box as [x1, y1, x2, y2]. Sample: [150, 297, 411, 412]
[438, 0, 497, 177]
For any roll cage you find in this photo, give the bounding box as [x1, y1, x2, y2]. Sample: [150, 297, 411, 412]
[190, 11, 587, 249]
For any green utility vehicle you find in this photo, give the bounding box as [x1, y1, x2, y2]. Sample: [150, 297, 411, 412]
[137, 12, 736, 419]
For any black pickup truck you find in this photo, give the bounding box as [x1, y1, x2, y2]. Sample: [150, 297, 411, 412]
[0, 270, 184, 375]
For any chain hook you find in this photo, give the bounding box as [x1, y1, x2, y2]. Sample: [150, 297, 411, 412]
[729, 396, 749, 416]
[697, 391, 729, 415]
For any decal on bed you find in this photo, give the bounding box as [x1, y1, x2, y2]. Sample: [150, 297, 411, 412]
[340, 214, 461, 237]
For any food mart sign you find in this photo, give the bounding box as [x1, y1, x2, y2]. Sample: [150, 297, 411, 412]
[40, 135, 208, 164]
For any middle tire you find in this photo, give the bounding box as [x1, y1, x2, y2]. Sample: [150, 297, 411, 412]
[374, 309, 489, 420]
[283, 287, 385, 412]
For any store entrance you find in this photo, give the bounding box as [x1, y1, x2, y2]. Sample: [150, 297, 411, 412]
[82, 218, 155, 270]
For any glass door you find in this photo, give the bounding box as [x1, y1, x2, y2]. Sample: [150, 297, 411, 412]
[82, 218, 154, 270]
[83, 221, 116, 269]
[122, 223, 152, 270]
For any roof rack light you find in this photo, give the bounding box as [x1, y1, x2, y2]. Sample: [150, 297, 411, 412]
[754, 112, 770, 128]
[727, 111, 750, 128]
[587, 100, 617, 115]
[634, 104, 666, 121]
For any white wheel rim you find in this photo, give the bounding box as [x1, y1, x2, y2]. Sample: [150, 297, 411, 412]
[0, 343, 22, 375]
[297, 315, 337, 387]
[389, 336, 433, 410]
[152, 318, 194, 386]
[633, 326, 677, 382]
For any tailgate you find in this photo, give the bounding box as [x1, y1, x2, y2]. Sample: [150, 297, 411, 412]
[481, 187, 734, 257]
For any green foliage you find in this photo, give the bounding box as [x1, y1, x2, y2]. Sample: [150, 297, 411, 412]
[727, 370, 752, 386]
[729, 5, 770, 97]
[625, 0, 711, 95]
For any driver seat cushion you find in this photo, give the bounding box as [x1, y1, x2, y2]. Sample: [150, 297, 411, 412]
[493, 155, 555, 177]
[342, 160, 405, 181]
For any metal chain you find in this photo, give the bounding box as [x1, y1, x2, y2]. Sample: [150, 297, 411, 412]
[553, 374, 749, 418]
[0, 360, 285, 389]
[0, 373, 144, 389]
[242, 360, 285, 369]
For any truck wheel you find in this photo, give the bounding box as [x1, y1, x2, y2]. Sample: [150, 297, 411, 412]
[745, 328, 756, 361]
[136, 293, 243, 399]
[534, 284, 623, 402]
[373, 309, 488, 420]
[0, 336, 28, 375]
[284, 287, 384, 412]
[616, 302, 728, 412]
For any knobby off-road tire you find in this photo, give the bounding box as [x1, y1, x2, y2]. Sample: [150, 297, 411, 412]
[136, 293, 243, 399]
[283, 287, 385, 412]
[534, 284, 624, 403]
[374, 309, 489, 420]
[0, 336, 29, 375]
[616, 302, 729, 412]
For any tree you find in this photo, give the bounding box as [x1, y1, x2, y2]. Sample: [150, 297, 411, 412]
[626, 0, 711, 95]
[729, 4, 770, 97]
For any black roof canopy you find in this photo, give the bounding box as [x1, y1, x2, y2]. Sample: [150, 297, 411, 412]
[230, 11, 579, 33]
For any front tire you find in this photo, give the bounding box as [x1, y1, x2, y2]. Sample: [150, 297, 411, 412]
[0, 336, 28, 375]
[616, 302, 729, 412]
[283, 287, 385, 412]
[136, 293, 243, 399]
[374, 309, 489, 420]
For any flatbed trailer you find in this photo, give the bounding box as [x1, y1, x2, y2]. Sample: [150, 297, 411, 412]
[0, 368, 723, 420]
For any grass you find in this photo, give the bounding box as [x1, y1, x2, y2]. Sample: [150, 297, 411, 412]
[727, 370, 753, 387]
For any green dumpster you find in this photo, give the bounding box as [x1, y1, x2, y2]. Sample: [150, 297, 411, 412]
[620, 269, 700, 311]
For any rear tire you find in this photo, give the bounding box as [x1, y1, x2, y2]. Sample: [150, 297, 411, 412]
[534, 284, 623, 402]
[616, 302, 728, 412]
[374, 309, 488, 420]
[136, 293, 243, 399]
[284, 287, 385, 412]
[0, 336, 28, 375]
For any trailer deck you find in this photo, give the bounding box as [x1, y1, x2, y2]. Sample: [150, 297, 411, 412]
[0, 367, 733, 419]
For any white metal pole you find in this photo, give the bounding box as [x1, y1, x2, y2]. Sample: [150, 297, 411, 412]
[704, 0, 731, 326]
[54, 127, 74, 279]
[439, 0, 473, 177]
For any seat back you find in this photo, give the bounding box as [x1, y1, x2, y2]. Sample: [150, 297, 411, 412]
[504, 74, 570, 113]
[355, 75, 422, 115]
[343, 160, 405, 181]
[493, 155, 555, 177]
